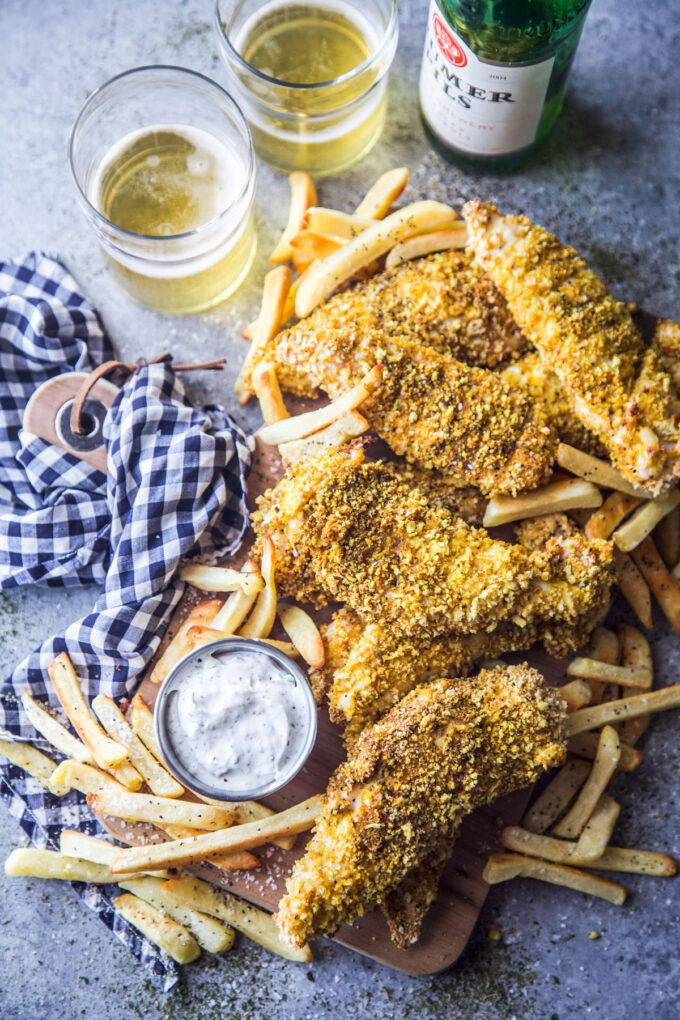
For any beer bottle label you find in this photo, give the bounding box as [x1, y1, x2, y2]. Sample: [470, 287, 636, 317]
[420, 0, 555, 157]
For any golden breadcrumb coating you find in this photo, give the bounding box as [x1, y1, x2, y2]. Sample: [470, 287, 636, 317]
[254, 446, 613, 642]
[464, 199, 680, 495]
[274, 665, 566, 949]
[653, 318, 680, 393]
[381, 836, 454, 949]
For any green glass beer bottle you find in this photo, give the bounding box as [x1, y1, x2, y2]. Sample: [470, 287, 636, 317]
[419, 0, 593, 170]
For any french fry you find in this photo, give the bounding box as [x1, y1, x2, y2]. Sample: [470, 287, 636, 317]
[0, 738, 63, 795]
[614, 548, 653, 629]
[585, 491, 641, 539]
[21, 689, 94, 764]
[556, 443, 650, 498]
[482, 479, 602, 528]
[257, 365, 382, 446]
[92, 694, 183, 798]
[113, 893, 201, 964]
[559, 679, 592, 712]
[277, 603, 325, 669]
[655, 505, 680, 566]
[567, 733, 642, 771]
[162, 826, 259, 872]
[193, 796, 296, 852]
[245, 261, 317, 337]
[618, 623, 653, 747]
[5, 847, 124, 884]
[109, 795, 323, 874]
[235, 265, 291, 403]
[613, 490, 680, 552]
[178, 564, 263, 597]
[355, 167, 409, 219]
[129, 695, 164, 764]
[290, 231, 345, 273]
[385, 226, 468, 269]
[278, 410, 369, 467]
[239, 534, 277, 640]
[59, 830, 172, 880]
[305, 208, 376, 239]
[118, 876, 234, 954]
[586, 626, 619, 703]
[49, 759, 127, 797]
[483, 852, 627, 905]
[567, 684, 680, 735]
[500, 828, 675, 875]
[295, 200, 458, 318]
[631, 537, 680, 633]
[48, 654, 128, 770]
[269, 171, 317, 263]
[566, 657, 652, 690]
[521, 760, 591, 834]
[161, 876, 311, 962]
[572, 793, 620, 862]
[87, 788, 237, 831]
[252, 362, 289, 426]
[108, 758, 144, 792]
[211, 578, 260, 635]
[149, 599, 223, 684]
[552, 727, 620, 838]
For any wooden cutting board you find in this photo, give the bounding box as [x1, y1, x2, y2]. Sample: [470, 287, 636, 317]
[102, 403, 572, 976]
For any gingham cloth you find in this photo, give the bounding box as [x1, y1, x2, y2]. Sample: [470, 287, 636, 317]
[0, 253, 253, 989]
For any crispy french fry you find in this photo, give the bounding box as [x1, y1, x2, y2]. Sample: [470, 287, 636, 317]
[113, 893, 201, 964]
[618, 623, 653, 747]
[235, 265, 291, 403]
[290, 231, 346, 273]
[48, 654, 128, 770]
[129, 695, 164, 764]
[655, 506, 680, 566]
[0, 738, 63, 795]
[49, 759, 127, 797]
[87, 788, 237, 830]
[613, 490, 680, 552]
[385, 226, 468, 269]
[59, 830, 172, 880]
[572, 793, 620, 862]
[4, 847, 125, 883]
[258, 365, 382, 446]
[162, 876, 311, 962]
[92, 694, 183, 798]
[614, 548, 653, 629]
[556, 443, 649, 498]
[305, 208, 376, 239]
[500, 828, 675, 875]
[149, 599, 223, 684]
[567, 684, 680, 735]
[295, 200, 458, 318]
[193, 796, 296, 852]
[559, 679, 592, 713]
[162, 826, 260, 871]
[521, 760, 591, 834]
[278, 411, 369, 467]
[252, 362, 289, 426]
[20, 690, 94, 765]
[483, 852, 627, 905]
[178, 564, 263, 597]
[566, 657, 652, 690]
[567, 733, 642, 771]
[585, 491, 642, 539]
[269, 171, 317, 263]
[108, 758, 144, 792]
[110, 795, 323, 874]
[211, 580, 260, 635]
[118, 876, 234, 954]
[239, 534, 277, 640]
[277, 603, 325, 669]
[552, 727, 620, 839]
[586, 627, 619, 703]
[355, 167, 409, 219]
[631, 536, 680, 632]
[482, 479, 602, 528]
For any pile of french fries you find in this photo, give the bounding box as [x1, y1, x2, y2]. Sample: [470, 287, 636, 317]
[0, 548, 329, 965]
[485, 624, 680, 902]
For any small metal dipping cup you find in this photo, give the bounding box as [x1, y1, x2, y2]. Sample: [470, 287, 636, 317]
[154, 637, 318, 802]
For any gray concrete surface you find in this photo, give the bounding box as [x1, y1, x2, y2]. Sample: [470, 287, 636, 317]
[1, 0, 679, 1017]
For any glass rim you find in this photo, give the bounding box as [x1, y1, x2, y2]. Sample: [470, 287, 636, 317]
[214, 0, 399, 92]
[68, 64, 256, 246]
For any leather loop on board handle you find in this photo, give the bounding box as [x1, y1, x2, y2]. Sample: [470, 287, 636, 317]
[70, 356, 226, 436]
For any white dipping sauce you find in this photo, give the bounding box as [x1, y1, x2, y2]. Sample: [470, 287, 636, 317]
[166, 649, 310, 793]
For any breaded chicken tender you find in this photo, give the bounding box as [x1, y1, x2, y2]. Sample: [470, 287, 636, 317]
[274, 665, 566, 949]
[464, 199, 680, 495]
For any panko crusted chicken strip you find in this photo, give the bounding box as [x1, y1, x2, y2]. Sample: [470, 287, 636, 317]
[316, 514, 613, 744]
[274, 665, 566, 949]
[254, 445, 612, 641]
[464, 199, 680, 495]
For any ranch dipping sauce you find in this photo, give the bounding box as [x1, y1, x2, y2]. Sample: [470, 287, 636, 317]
[157, 640, 316, 799]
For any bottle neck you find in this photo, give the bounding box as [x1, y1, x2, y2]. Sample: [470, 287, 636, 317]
[437, 0, 591, 59]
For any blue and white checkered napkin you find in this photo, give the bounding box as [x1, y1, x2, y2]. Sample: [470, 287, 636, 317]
[0, 253, 253, 988]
